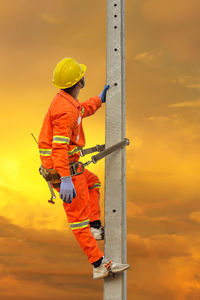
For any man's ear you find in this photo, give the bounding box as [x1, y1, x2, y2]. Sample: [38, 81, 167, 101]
[77, 77, 85, 88]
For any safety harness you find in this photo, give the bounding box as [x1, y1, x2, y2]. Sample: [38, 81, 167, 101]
[38, 138, 129, 204]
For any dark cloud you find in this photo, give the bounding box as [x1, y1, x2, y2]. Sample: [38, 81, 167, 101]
[0, 212, 200, 300]
[0, 216, 103, 300]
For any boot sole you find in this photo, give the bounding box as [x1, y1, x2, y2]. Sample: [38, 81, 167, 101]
[95, 237, 104, 240]
[93, 272, 109, 280]
[93, 265, 130, 279]
[111, 265, 130, 274]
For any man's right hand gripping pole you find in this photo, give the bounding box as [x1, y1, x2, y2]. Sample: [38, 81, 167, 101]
[59, 176, 76, 204]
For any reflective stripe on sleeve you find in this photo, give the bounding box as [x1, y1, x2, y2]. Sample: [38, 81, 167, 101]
[53, 136, 70, 144]
[68, 146, 81, 156]
[70, 219, 90, 230]
[39, 149, 52, 156]
[89, 183, 101, 190]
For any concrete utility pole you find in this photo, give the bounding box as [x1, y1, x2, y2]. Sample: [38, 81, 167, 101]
[104, 0, 127, 300]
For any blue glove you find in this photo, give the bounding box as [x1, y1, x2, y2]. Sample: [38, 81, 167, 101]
[59, 176, 76, 204]
[99, 84, 110, 103]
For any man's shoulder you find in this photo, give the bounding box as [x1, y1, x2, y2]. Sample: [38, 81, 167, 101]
[48, 93, 79, 125]
[50, 93, 77, 114]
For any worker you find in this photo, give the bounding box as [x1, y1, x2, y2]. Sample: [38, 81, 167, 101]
[38, 57, 130, 279]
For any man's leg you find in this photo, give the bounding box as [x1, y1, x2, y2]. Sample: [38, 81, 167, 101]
[58, 170, 129, 279]
[63, 170, 103, 264]
[83, 169, 104, 240]
[84, 169, 101, 224]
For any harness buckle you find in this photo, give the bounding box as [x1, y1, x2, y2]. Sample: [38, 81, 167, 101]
[79, 148, 84, 157]
[69, 161, 84, 176]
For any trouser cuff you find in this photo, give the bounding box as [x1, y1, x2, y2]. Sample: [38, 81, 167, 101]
[92, 256, 103, 268]
[89, 220, 101, 229]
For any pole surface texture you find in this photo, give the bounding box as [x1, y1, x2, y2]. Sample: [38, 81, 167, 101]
[104, 0, 126, 299]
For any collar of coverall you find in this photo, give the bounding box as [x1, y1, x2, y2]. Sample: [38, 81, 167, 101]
[58, 89, 81, 109]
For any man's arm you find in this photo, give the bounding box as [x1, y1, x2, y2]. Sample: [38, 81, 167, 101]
[80, 96, 102, 118]
[51, 110, 75, 177]
[38, 111, 54, 169]
[51, 109, 77, 204]
[80, 84, 109, 118]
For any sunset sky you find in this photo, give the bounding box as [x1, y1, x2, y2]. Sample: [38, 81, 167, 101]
[1, 0, 200, 299]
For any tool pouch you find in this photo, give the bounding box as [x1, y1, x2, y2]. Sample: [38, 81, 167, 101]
[39, 165, 61, 189]
[39, 161, 85, 189]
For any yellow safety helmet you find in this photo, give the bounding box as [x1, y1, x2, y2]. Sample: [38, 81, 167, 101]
[53, 57, 87, 89]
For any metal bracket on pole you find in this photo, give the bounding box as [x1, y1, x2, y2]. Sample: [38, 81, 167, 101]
[92, 138, 129, 164]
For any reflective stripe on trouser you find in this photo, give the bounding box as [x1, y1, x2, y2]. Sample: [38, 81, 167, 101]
[70, 219, 90, 230]
[62, 167, 103, 264]
[84, 169, 101, 223]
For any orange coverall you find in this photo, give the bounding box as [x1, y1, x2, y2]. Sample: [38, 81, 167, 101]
[38, 90, 104, 263]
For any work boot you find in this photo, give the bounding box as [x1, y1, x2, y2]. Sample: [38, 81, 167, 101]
[93, 258, 130, 280]
[90, 226, 104, 240]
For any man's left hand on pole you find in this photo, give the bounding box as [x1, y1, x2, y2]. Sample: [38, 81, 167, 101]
[99, 84, 110, 103]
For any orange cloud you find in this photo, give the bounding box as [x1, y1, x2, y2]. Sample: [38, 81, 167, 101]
[134, 52, 156, 63]
[169, 99, 200, 108]
[1, 0, 200, 299]
[0, 216, 103, 300]
[39, 14, 61, 24]
[140, 0, 200, 62]
[189, 211, 200, 224]
[128, 233, 191, 258]
[141, 0, 200, 25]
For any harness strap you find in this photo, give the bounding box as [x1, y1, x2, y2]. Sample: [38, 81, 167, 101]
[91, 138, 129, 164]
[79, 144, 105, 156]
[39, 138, 129, 205]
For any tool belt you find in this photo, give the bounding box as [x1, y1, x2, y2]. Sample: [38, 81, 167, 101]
[39, 161, 85, 189]
[39, 139, 129, 204]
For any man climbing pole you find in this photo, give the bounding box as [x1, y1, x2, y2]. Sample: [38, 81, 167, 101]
[38, 57, 130, 279]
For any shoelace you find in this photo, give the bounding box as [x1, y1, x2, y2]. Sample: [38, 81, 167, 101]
[105, 260, 112, 269]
